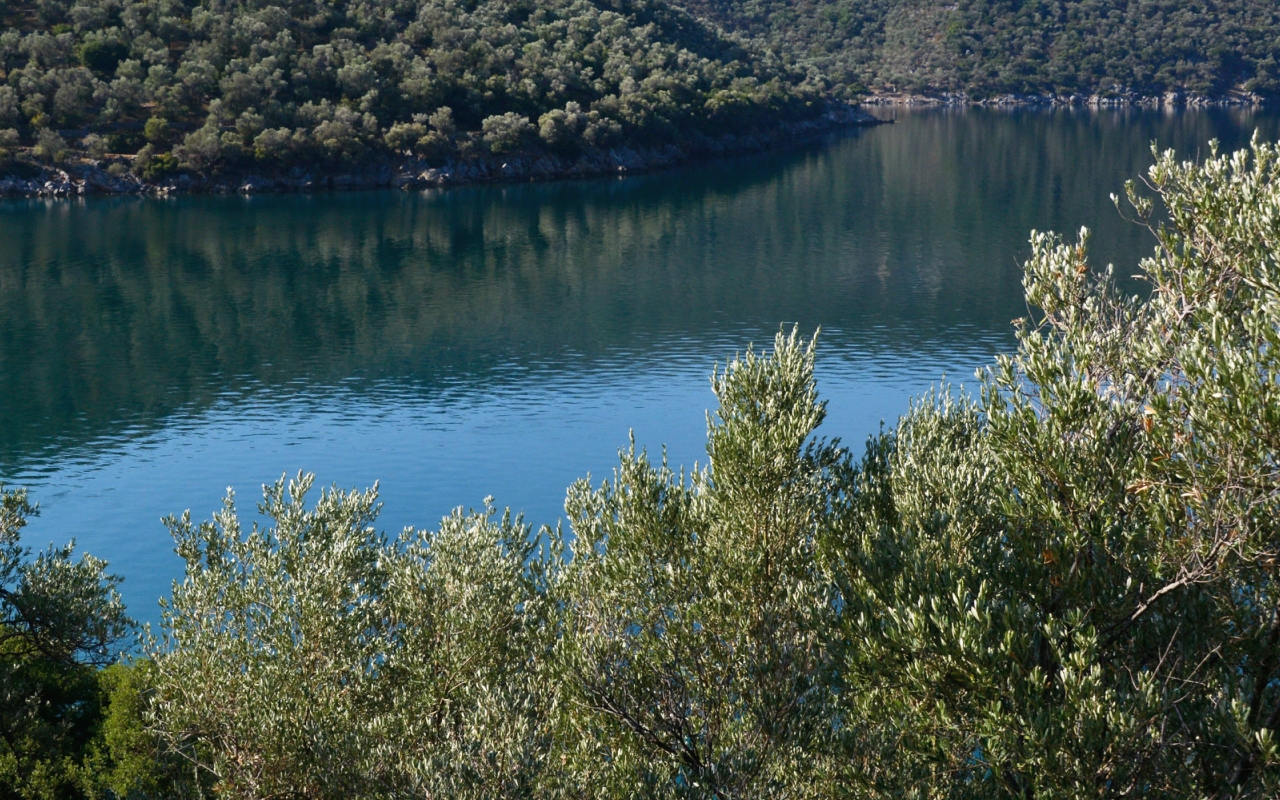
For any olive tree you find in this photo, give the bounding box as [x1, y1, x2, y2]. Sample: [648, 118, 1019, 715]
[373, 502, 556, 799]
[825, 136, 1280, 798]
[549, 329, 846, 799]
[0, 128, 19, 167]
[481, 112, 534, 154]
[148, 473, 553, 799]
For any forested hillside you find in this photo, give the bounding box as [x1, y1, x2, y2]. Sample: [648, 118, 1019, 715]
[675, 0, 1280, 99]
[0, 0, 824, 178]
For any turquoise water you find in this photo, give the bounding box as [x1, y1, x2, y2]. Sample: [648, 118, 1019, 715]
[2, 106, 1277, 624]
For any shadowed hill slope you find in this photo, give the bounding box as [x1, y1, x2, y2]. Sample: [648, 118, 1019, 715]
[674, 0, 1280, 100]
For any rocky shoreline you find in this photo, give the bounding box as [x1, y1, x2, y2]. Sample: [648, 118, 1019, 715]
[0, 104, 884, 201]
[862, 89, 1273, 108]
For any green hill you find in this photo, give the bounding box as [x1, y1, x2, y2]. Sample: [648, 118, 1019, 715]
[0, 0, 827, 177]
[673, 0, 1280, 100]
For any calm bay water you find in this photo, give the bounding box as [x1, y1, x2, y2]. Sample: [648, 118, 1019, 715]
[2, 107, 1278, 624]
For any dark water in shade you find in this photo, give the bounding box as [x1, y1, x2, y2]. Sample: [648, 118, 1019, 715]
[2, 106, 1278, 624]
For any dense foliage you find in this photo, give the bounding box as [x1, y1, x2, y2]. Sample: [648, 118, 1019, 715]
[150, 481, 555, 798]
[0, 0, 818, 175]
[7, 136, 1280, 796]
[673, 0, 1280, 99]
[828, 136, 1280, 795]
[0, 489, 160, 798]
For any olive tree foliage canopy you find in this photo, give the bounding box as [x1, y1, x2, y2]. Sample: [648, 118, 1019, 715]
[147, 475, 555, 799]
[145, 330, 849, 800]
[143, 136, 1280, 798]
[826, 135, 1280, 798]
[549, 329, 847, 798]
